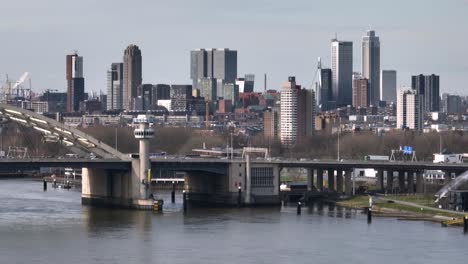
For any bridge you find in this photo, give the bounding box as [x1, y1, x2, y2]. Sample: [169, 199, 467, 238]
[1, 104, 468, 208]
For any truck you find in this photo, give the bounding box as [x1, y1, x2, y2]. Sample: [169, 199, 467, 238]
[364, 155, 389, 161]
[433, 153, 462, 164]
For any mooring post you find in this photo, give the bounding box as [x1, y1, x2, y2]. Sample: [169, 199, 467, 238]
[464, 216, 468, 234]
[237, 186, 242, 207]
[367, 207, 372, 224]
[183, 190, 187, 214]
[171, 181, 175, 204]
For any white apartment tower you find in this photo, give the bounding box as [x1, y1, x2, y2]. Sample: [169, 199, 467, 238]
[280, 77, 299, 147]
[361, 30, 380, 106]
[397, 89, 422, 131]
[280, 77, 315, 147]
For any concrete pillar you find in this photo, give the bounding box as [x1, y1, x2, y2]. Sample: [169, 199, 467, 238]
[327, 169, 335, 192]
[398, 171, 406, 193]
[317, 169, 324, 192]
[336, 170, 343, 194]
[407, 172, 415, 194]
[416, 171, 424, 193]
[376, 170, 384, 192]
[345, 170, 352, 196]
[386, 170, 393, 192]
[444, 171, 452, 184]
[246, 154, 252, 204]
[307, 168, 313, 191]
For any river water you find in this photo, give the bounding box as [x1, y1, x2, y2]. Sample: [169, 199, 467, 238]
[0, 178, 466, 264]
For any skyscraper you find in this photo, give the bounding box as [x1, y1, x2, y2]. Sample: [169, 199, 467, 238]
[361, 30, 380, 106]
[331, 39, 353, 107]
[352, 73, 368, 108]
[411, 74, 440, 112]
[397, 89, 422, 130]
[190, 48, 237, 90]
[107, 63, 123, 111]
[380, 70, 397, 103]
[123, 44, 142, 110]
[66, 52, 85, 112]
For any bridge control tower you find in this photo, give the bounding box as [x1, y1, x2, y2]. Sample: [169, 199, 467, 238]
[133, 115, 155, 200]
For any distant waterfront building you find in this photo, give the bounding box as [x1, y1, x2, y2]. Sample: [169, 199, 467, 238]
[137, 84, 154, 110]
[66, 52, 85, 112]
[411, 74, 440, 113]
[352, 73, 369, 108]
[397, 89, 422, 130]
[380, 70, 397, 103]
[190, 48, 237, 89]
[107, 63, 123, 111]
[361, 30, 380, 106]
[170, 85, 193, 112]
[264, 106, 280, 140]
[331, 38, 353, 107]
[123, 44, 142, 110]
[280, 77, 315, 147]
[445, 95, 462, 114]
[153, 84, 171, 101]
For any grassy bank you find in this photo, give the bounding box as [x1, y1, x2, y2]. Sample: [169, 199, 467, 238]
[337, 195, 460, 218]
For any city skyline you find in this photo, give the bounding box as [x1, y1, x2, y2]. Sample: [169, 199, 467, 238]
[0, 0, 467, 95]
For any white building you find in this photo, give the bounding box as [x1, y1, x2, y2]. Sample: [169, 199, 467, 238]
[331, 38, 353, 107]
[361, 30, 380, 106]
[280, 77, 314, 147]
[380, 70, 397, 103]
[280, 78, 299, 146]
[397, 89, 422, 130]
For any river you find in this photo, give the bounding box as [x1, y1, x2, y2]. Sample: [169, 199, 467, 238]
[0, 178, 466, 264]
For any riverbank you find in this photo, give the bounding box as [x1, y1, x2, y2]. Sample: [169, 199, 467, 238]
[336, 194, 465, 225]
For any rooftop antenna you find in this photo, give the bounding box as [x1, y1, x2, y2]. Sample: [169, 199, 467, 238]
[264, 73, 267, 92]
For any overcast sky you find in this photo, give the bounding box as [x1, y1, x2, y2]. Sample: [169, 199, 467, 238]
[0, 0, 467, 96]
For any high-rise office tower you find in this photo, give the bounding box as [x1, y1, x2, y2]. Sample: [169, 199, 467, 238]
[190, 48, 237, 90]
[280, 77, 315, 147]
[445, 95, 462, 114]
[352, 73, 369, 108]
[315, 58, 333, 111]
[380, 70, 397, 103]
[411, 74, 440, 112]
[170, 85, 193, 112]
[123, 44, 142, 110]
[107, 63, 123, 111]
[361, 30, 380, 106]
[66, 52, 85, 112]
[397, 89, 422, 130]
[331, 38, 353, 107]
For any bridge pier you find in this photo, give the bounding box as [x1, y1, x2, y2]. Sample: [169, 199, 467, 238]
[317, 169, 324, 192]
[407, 172, 415, 194]
[386, 170, 393, 192]
[444, 171, 452, 184]
[416, 171, 424, 193]
[344, 170, 352, 196]
[327, 169, 335, 192]
[336, 170, 343, 194]
[398, 171, 406, 193]
[376, 170, 384, 192]
[307, 168, 313, 191]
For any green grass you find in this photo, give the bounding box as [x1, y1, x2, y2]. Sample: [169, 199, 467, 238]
[374, 201, 458, 218]
[336, 195, 371, 209]
[385, 194, 435, 207]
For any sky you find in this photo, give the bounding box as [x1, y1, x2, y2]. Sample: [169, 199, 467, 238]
[0, 0, 467, 96]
